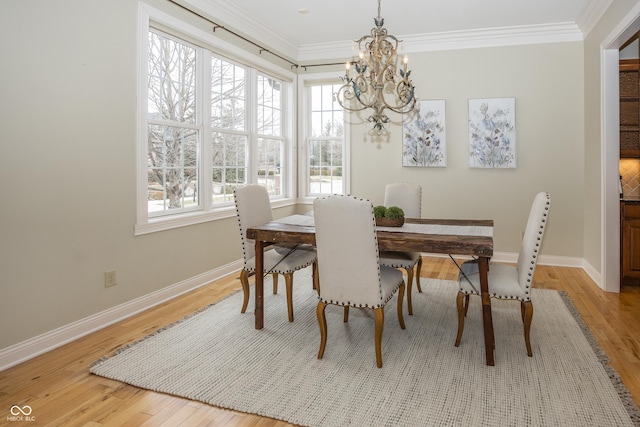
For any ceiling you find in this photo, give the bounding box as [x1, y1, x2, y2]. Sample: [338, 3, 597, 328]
[185, 0, 611, 62]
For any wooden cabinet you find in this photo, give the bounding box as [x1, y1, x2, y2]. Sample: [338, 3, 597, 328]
[622, 203, 640, 281]
[620, 59, 640, 157]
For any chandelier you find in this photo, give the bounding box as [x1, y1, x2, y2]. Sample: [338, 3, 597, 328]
[335, 0, 416, 132]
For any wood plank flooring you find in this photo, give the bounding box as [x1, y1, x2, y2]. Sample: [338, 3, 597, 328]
[1, 257, 639, 426]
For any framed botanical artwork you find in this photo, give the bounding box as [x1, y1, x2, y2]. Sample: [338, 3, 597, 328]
[468, 97, 516, 168]
[402, 99, 446, 167]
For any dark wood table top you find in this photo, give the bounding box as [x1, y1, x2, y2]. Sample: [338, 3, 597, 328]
[246, 217, 493, 257]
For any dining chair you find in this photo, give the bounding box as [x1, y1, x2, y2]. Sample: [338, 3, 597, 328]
[234, 184, 317, 322]
[378, 183, 423, 314]
[313, 194, 406, 368]
[454, 191, 551, 357]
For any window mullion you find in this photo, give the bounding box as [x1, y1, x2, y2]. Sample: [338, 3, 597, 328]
[247, 68, 257, 185]
[201, 49, 212, 211]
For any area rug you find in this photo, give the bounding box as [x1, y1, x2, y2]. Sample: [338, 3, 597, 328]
[91, 270, 640, 426]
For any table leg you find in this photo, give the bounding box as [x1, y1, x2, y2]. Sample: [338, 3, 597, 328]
[478, 256, 495, 366]
[255, 240, 265, 329]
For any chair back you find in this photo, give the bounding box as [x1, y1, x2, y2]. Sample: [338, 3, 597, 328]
[516, 192, 551, 294]
[313, 195, 384, 308]
[234, 184, 273, 263]
[384, 183, 422, 218]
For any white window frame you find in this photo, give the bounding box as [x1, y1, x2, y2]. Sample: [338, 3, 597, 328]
[297, 72, 350, 203]
[136, 2, 297, 235]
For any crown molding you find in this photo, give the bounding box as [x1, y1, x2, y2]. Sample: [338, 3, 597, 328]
[576, 0, 614, 38]
[178, 1, 587, 65]
[297, 23, 584, 63]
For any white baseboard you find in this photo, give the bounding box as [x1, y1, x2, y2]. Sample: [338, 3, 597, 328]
[426, 251, 600, 287]
[0, 260, 243, 372]
[492, 252, 601, 288]
[425, 251, 584, 269]
[581, 259, 603, 289]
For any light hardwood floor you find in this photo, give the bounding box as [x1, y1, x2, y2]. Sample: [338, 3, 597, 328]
[1, 257, 639, 426]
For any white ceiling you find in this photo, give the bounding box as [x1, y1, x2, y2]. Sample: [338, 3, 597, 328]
[184, 0, 612, 62]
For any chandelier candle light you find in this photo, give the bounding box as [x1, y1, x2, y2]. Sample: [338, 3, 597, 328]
[335, 0, 417, 132]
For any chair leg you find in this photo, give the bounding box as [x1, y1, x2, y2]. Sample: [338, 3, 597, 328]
[240, 269, 250, 313]
[405, 267, 414, 315]
[397, 281, 406, 330]
[317, 302, 328, 360]
[343, 306, 349, 322]
[285, 272, 294, 322]
[415, 257, 423, 293]
[522, 301, 534, 357]
[463, 294, 470, 316]
[455, 292, 466, 347]
[374, 307, 385, 368]
[272, 273, 278, 294]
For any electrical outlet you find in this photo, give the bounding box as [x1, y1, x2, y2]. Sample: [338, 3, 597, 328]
[104, 270, 117, 288]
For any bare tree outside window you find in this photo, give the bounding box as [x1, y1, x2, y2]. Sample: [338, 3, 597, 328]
[257, 75, 283, 195]
[147, 31, 198, 212]
[211, 57, 247, 204]
[144, 26, 291, 219]
[309, 84, 344, 195]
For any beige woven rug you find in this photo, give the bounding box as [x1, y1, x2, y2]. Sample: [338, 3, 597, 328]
[91, 271, 640, 426]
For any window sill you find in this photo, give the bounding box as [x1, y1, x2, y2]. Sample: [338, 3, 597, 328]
[134, 197, 297, 235]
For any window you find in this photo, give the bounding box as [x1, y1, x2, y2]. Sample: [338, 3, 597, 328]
[211, 56, 247, 205]
[300, 80, 348, 198]
[209, 66, 285, 203]
[147, 31, 199, 214]
[256, 74, 283, 196]
[137, 6, 295, 234]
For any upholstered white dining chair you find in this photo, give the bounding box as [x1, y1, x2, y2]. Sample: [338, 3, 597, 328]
[234, 184, 317, 322]
[313, 194, 406, 368]
[378, 183, 423, 314]
[454, 191, 551, 357]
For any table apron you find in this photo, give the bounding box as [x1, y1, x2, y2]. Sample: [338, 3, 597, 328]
[247, 229, 493, 258]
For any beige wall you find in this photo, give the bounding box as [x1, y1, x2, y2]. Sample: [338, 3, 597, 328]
[0, 0, 636, 354]
[348, 43, 584, 256]
[0, 0, 241, 350]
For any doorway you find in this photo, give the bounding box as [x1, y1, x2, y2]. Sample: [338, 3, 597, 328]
[603, 5, 640, 292]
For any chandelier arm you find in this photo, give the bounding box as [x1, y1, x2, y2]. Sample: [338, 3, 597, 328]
[336, 101, 371, 113]
[381, 102, 416, 114]
[374, 93, 416, 114]
[337, 97, 379, 112]
[335, 82, 377, 112]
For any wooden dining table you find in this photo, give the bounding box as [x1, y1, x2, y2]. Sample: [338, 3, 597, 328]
[246, 216, 496, 366]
